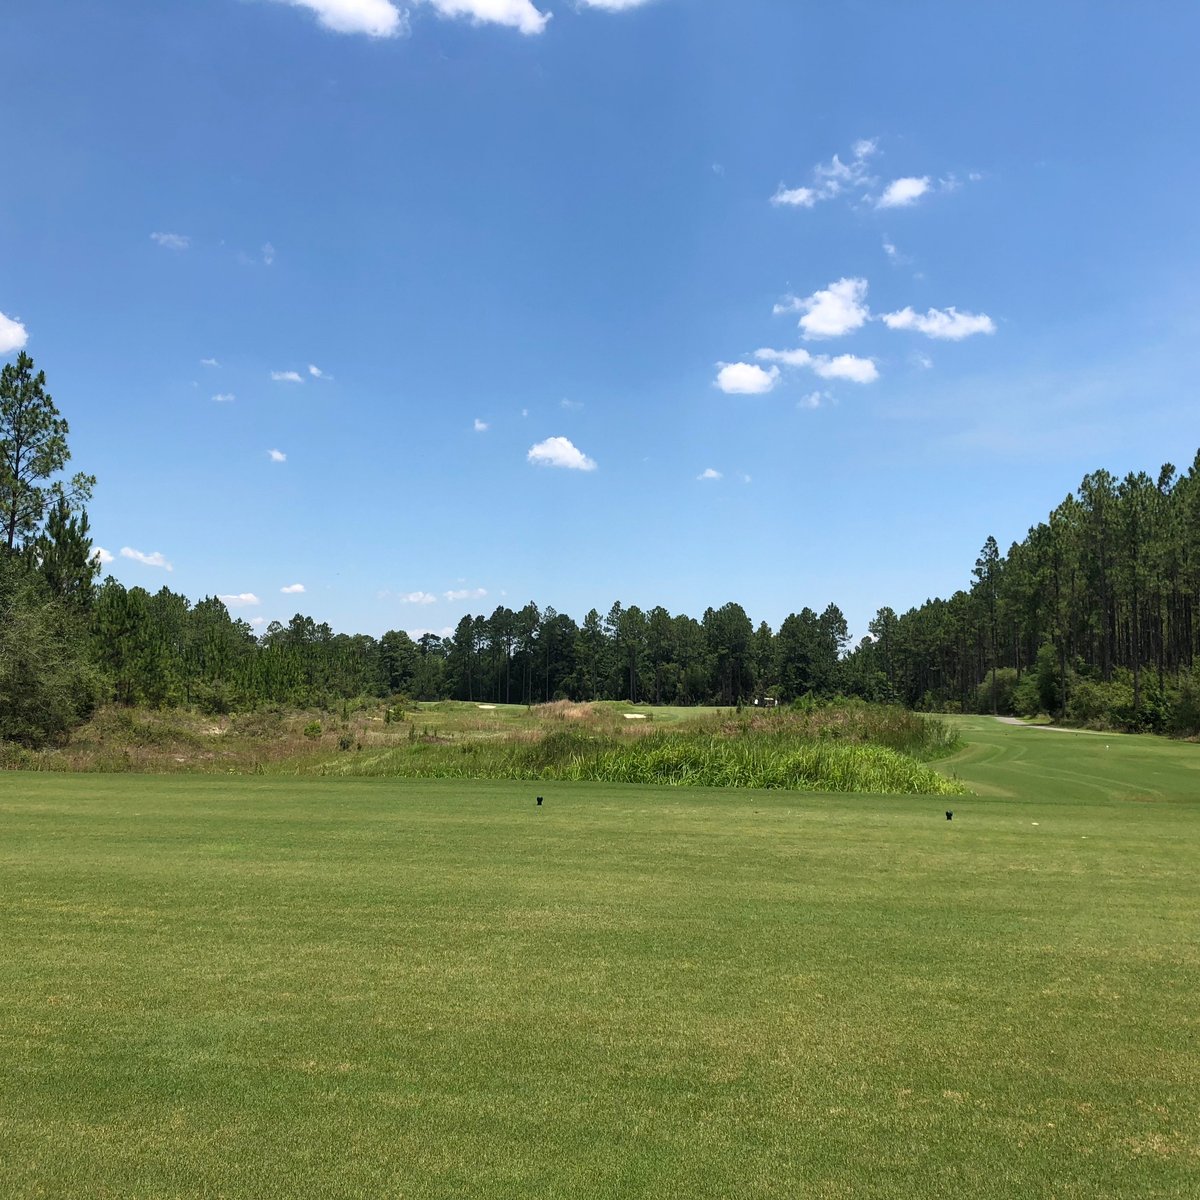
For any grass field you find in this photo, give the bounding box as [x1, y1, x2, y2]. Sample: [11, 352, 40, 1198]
[1, 718, 1197, 1197]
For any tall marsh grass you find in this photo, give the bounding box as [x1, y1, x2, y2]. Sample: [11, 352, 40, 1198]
[322, 706, 964, 795]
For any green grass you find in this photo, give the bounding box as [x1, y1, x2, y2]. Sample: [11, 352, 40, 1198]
[1, 719, 1198, 1197]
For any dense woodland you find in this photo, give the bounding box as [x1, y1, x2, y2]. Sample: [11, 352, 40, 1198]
[3, 351, 1200, 745]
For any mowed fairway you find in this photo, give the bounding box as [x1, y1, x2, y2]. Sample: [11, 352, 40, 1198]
[2, 724, 1198, 1198]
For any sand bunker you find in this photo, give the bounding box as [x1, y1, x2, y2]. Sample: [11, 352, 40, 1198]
[477, 704, 497, 710]
[623, 713, 648, 720]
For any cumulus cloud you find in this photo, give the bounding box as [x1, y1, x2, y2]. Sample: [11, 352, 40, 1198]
[423, 0, 549, 35]
[121, 547, 173, 571]
[280, 0, 408, 37]
[445, 587, 488, 601]
[407, 626, 455, 640]
[698, 468, 722, 481]
[268, 449, 287, 462]
[473, 418, 490, 432]
[797, 392, 825, 410]
[212, 393, 235, 403]
[777, 277, 870, 340]
[527, 436, 597, 471]
[756, 347, 879, 384]
[250, 616, 267, 628]
[0, 311, 28, 354]
[715, 362, 779, 395]
[400, 591, 438, 604]
[150, 232, 190, 250]
[92, 547, 115, 565]
[307, 364, 326, 378]
[281, 583, 306, 594]
[881, 306, 996, 340]
[813, 353, 879, 383]
[219, 593, 261, 608]
[878, 176, 932, 208]
[271, 370, 304, 383]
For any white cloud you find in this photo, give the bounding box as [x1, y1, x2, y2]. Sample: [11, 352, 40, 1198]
[797, 392, 824, 410]
[219, 593, 261, 608]
[400, 591, 438, 605]
[769, 140, 877, 210]
[527, 436, 597, 471]
[779, 277, 870, 340]
[422, 0, 549, 35]
[271, 370, 304, 383]
[579, 0, 654, 9]
[262, 242, 276, 266]
[878, 176, 931, 208]
[200, 357, 220, 368]
[813, 354, 879, 383]
[407, 626, 455, 640]
[882, 306, 996, 340]
[150, 232, 190, 250]
[92, 547, 115, 565]
[913, 352, 934, 370]
[120, 547, 173, 571]
[560, 397, 584, 410]
[280, 0, 408, 37]
[307, 364, 326, 378]
[268, 449, 287, 462]
[756, 346, 879, 384]
[444, 587, 488, 601]
[882, 239, 900, 262]
[771, 185, 817, 208]
[715, 362, 779, 395]
[697, 468, 722, 481]
[212, 393, 236, 403]
[281, 583, 306, 594]
[250, 616, 267, 628]
[0, 311, 28, 353]
[473, 418, 489, 432]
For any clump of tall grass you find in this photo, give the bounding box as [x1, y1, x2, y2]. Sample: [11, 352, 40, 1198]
[321, 719, 964, 795]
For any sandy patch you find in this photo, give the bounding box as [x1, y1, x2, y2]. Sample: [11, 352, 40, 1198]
[477, 704, 497, 710]
[623, 713, 648, 720]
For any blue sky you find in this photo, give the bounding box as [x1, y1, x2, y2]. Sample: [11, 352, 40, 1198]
[4, 0, 1199, 640]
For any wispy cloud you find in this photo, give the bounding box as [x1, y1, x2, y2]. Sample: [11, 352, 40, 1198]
[219, 593, 261, 608]
[881, 306, 996, 340]
[271, 370, 304, 383]
[261, 242, 276, 266]
[527, 436, 597, 471]
[878, 176, 932, 208]
[559, 397, 584, 410]
[278, 0, 408, 38]
[307, 363, 327, 379]
[797, 391, 825, 410]
[121, 547, 173, 571]
[770, 139, 877, 210]
[200, 357, 220, 368]
[697, 467, 722, 481]
[212, 393, 235, 403]
[579, 0, 655, 9]
[444, 587, 488, 601]
[268, 449, 287, 462]
[473, 418, 489, 432]
[92, 547, 115, 565]
[281, 583, 306, 594]
[0, 311, 28, 354]
[399, 591, 438, 604]
[150, 232, 190, 250]
[715, 362, 779, 395]
[775, 277, 870, 340]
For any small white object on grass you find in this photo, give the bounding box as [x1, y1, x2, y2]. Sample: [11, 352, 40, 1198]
[623, 713, 648, 720]
[1032, 822, 1040, 826]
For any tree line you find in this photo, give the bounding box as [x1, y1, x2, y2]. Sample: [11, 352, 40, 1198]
[3, 351, 1199, 744]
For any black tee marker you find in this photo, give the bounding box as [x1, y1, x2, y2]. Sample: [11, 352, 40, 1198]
[536, 796, 543, 807]
[946, 811, 953, 820]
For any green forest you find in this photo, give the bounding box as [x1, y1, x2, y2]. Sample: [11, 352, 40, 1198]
[4, 352, 1200, 746]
